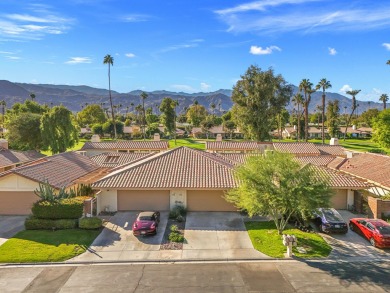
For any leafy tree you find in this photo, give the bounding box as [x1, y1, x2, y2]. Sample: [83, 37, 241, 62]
[6, 112, 43, 150]
[7, 100, 48, 115]
[30, 93, 36, 101]
[225, 152, 332, 235]
[186, 103, 207, 127]
[299, 79, 315, 141]
[224, 120, 236, 139]
[231, 65, 291, 141]
[316, 79, 332, 144]
[92, 124, 104, 136]
[177, 114, 187, 123]
[357, 108, 380, 127]
[222, 111, 232, 122]
[372, 109, 390, 148]
[343, 89, 361, 140]
[160, 97, 176, 137]
[103, 54, 116, 138]
[146, 122, 161, 138]
[40, 106, 79, 154]
[275, 109, 289, 140]
[326, 100, 340, 138]
[379, 94, 388, 110]
[201, 116, 214, 139]
[145, 108, 159, 125]
[77, 104, 106, 126]
[102, 120, 124, 138]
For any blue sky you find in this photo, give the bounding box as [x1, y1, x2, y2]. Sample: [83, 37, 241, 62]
[1, 0, 390, 101]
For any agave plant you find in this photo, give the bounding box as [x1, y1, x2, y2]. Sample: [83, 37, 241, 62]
[34, 180, 70, 202]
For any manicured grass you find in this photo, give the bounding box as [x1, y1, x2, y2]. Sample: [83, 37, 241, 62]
[168, 138, 205, 150]
[245, 221, 332, 258]
[0, 229, 101, 263]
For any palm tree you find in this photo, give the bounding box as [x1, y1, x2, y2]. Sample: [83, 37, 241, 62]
[103, 54, 116, 138]
[387, 60, 390, 65]
[0, 100, 6, 136]
[316, 78, 332, 144]
[292, 93, 304, 141]
[379, 94, 389, 110]
[343, 89, 361, 140]
[210, 103, 216, 115]
[140, 92, 148, 141]
[30, 93, 36, 101]
[130, 102, 135, 113]
[299, 79, 314, 141]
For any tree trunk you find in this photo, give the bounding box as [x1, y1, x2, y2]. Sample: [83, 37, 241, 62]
[304, 103, 309, 141]
[297, 105, 300, 141]
[322, 93, 325, 144]
[108, 65, 117, 139]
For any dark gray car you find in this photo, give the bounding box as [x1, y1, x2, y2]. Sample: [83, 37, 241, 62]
[314, 208, 348, 234]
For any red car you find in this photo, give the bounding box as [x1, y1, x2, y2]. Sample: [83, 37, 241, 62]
[349, 218, 390, 248]
[132, 211, 160, 236]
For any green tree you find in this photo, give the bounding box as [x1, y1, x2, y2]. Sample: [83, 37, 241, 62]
[40, 106, 79, 154]
[186, 103, 207, 127]
[358, 108, 380, 127]
[275, 109, 289, 140]
[316, 79, 332, 144]
[379, 94, 388, 110]
[231, 65, 292, 141]
[201, 116, 214, 139]
[102, 120, 124, 138]
[140, 92, 148, 141]
[30, 93, 36, 101]
[160, 97, 176, 137]
[6, 112, 43, 150]
[291, 93, 304, 141]
[225, 152, 332, 235]
[7, 100, 48, 115]
[77, 104, 106, 126]
[92, 124, 104, 136]
[372, 109, 390, 148]
[343, 89, 361, 140]
[224, 120, 236, 139]
[103, 54, 116, 138]
[299, 79, 314, 141]
[326, 100, 340, 138]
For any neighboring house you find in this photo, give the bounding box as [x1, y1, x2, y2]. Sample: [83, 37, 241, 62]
[80, 127, 92, 135]
[0, 139, 45, 172]
[123, 125, 142, 137]
[191, 125, 243, 139]
[273, 142, 346, 157]
[339, 126, 373, 138]
[0, 152, 103, 215]
[93, 147, 238, 213]
[206, 141, 273, 153]
[282, 126, 328, 140]
[79, 140, 169, 157]
[90, 152, 154, 169]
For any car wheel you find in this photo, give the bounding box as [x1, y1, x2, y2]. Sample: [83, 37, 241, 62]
[370, 238, 376, 247]
[349, 223, 354, 231]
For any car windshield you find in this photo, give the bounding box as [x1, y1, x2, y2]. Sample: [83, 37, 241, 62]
[323, 210, 344, 222]
[377, 225, 390, 235]
[138, 216, 153, 221]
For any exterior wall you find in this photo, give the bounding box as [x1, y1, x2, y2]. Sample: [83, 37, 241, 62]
[367, 196, 390, 219]
[117, 190, 170, 211]
[0, 174, 40, 191]
[330, 189, 348, 209]
[170, 189, 187, 209]
[97, 189, 118, 213]
[187, 190, 237, 212]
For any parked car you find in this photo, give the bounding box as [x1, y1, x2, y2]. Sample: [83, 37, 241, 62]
[132, 211, 160, 236]
[313, 208, 348, 234]
[349, 218, 390, 248]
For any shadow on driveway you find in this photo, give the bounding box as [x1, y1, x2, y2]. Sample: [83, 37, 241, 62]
[0, 215, 27, 246]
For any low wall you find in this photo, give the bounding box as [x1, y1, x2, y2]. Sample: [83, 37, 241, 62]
[367, 196, 390, 219]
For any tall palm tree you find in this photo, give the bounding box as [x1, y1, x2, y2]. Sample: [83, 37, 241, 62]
[299, 79, 314, 141]
[30, 93, 36, 101]
[387, 60, 390, 65]
[130, 102, 135, 113]
[292, 93, 304, 141]
[103, 54, 116, 138]
[343, 89, 361, 140]
[379, 94, 389, 110]
[140, 92, 148, 141]
[0, 100, 6, 136]
[316, 78, 332, 144]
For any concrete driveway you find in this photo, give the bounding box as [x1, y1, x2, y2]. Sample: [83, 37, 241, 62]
[72, 211, 169, 262]
[0, 216, 27, 246]
[183, 212, 269, 260]
[321, 210, 390, 259]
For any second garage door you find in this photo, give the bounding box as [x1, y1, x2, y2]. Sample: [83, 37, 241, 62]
[0, 191, 38, 215]
[187, 190, 237, 212]
[331, 189, 348, 209]
[117, 190, 170, 211]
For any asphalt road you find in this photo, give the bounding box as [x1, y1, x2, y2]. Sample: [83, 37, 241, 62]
[1, 260, 389, 293]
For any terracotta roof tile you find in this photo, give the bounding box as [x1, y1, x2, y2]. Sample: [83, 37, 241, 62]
[273, 142, 321, 155]
[0, 152, 100, 188]
[206, 141, 271, 151]
[93, 147, 237, 189]
[316, 145, 346, 156]
[296, 156, 337, 166]
[216, 153, 260, 165]
[90, 152, 154, 168]
[80, 141, 169, 151]
[0, 148, 45, 168]
[326, 157, 347, 169]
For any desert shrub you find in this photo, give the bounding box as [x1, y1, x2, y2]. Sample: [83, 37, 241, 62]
[176, 215, 184, 223]
[79, 217, 103, 229]
[170, 224, 179, 232]
[169, 205, 187, 220]
[32, 197, 84, 219]
[25, 217, 77, 230]
[168, 232, 184, 243]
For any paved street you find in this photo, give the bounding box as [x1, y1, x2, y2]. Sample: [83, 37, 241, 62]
[1, 260, 389, 292]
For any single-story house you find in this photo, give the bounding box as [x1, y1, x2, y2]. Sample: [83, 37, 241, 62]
[273, 142, 346, 157]
[90, 152, 154, 169]
[206, 141, 273, 153]
[0, 152, 103, 215]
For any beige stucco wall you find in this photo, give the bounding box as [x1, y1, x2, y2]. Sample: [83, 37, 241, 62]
[331, 189, 348, 209]
[0, 174, 40, 191]
[97, 189, 118, 213]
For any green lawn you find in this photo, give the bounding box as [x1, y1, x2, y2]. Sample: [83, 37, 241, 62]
[168, 138, 205, 150]
[0, 229, 100, 263]
[245, 221, 332, 258]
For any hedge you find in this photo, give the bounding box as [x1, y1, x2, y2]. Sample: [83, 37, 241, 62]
[31, 197, 85, 219]
[79, 217, 103, 229]
[25, 217, 78, 230]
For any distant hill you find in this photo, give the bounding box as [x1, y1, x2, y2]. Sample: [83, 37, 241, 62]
[0, 80, 383, 114]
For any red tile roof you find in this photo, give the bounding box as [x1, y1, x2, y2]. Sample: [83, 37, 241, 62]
[80, 141, 169, 151]
[0, 152, 100, 188]
[216, 153, 260, 165]
[316, 145, 346, 156]
[273, 142, 321, 155]
[93, 147, 237, 189]
[0, 148, 45, 168]
[333, 153, 390, 189]
[90, 152, 154, 168]
[295, 156, 337, 166]
[206, 141, 271, 151]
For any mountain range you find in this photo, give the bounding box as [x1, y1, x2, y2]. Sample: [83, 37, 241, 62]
[0, 80, 384, 115]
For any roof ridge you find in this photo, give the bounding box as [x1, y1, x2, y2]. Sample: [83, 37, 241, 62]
[185, 147, 235, 169]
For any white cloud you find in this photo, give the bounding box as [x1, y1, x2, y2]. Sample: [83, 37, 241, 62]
[125, 53, 136, 58]
[339, 84, 352, 93]
[250, 45, 281, 55]
[5, 56, 21, 60]
[200, 82, 211, 91]
[65, 57, 92, 64]
[328, 47, 337, 55]
[122, 14, 151, 22]
[170, 84, 196, 93]
[382, 43, 390, 50]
